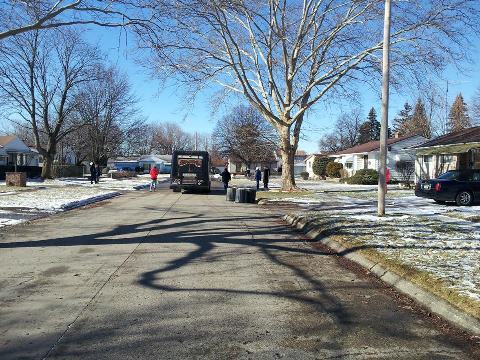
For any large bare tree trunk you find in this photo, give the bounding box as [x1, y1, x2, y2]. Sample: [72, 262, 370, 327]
[41, 154, 54, 179]
[279, 126, 296, 191]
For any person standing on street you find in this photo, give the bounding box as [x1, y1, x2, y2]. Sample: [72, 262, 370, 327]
[221, 167, 231, 190]
[263, 167, 270, 189]
[90, 162, 96, 184]
[149, 165, 159, 192]
[95, 164, 101, 184]
[255, 167, 262, 190]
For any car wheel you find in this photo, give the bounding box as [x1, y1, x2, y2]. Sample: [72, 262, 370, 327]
[455, 191, 473, 206]
[434, 200, 446, 204]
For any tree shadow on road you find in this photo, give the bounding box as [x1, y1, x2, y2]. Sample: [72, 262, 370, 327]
[0, 205, 476, 359]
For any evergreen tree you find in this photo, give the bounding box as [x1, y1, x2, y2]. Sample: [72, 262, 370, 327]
[410, 99, 431, 138]
[367, 107, 381, 141]
[448, 93, 471, 132]
[393, 102, 413, 135]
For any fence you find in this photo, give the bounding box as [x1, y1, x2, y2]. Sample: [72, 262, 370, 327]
[52, 165, 84, 178]
[0, 165, 42, 180]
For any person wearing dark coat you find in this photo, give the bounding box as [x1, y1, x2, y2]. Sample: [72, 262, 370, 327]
[254, 167, 262, 190]
[95, 164, 101, 184]
[263, 167, 270, 189]
[221, 167, 231, 190]
[89, 162, 96, 184]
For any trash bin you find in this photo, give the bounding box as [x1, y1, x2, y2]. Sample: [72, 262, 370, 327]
[235, 188, 247, 203]
[245, 188, 256, 203]
[226, 187, 236, 201]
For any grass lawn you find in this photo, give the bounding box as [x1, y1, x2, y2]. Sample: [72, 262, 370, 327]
[0, 185, 37, 193]
[256, 190, 314, 201]
[301, 211, 480, 320]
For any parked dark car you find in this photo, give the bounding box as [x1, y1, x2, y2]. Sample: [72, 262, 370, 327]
[415, 170, 480, 206]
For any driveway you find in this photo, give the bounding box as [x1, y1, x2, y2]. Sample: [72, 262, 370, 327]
[0, 184, 477, 359]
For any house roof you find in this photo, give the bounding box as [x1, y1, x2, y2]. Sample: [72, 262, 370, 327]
[331, 134, 422, 156]
[0, 135, 17, 146]
[138, 155, 164, 163]
[415, 126, 480, 148]
[304, 152, 332, 162]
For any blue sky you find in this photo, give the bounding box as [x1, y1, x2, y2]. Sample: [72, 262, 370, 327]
[85, 26, 480, 154]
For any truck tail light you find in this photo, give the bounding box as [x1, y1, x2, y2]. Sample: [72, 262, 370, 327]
[434, 183, 441, 192]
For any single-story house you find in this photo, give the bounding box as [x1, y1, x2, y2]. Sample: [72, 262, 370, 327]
[138, 154, 171, 174]
[227, 155, 279, 174]
[0, 135, 39, 166]
[107, 157, 139, 171]
[293, 150, 308, 175]
[414, 126, 480, 181]
[227, 149, 308, 175]
[330, 134, 428, 181]
[108, 154, 172, 173]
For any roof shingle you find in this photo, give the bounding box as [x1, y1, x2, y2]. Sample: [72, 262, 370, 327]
[416, 126, 480, 148]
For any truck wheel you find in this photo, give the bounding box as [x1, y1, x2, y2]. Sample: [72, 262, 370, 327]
[455, 191, 473, 206]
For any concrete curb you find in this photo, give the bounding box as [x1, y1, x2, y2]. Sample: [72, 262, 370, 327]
[284, 213, 480, 336]
[61, 192, 121, 211]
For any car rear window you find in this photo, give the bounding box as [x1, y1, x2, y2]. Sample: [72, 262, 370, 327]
[437, 171, 459, 180]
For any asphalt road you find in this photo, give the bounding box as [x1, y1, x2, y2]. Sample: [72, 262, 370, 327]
[0, 183, 477, 359]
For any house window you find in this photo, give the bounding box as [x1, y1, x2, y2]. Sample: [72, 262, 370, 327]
[345, 162, 353, 169]
[441, 155, 453, 164]
[423, 155, 432, 163]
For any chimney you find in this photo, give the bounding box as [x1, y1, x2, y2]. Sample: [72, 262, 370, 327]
[394, 131, 400, 139]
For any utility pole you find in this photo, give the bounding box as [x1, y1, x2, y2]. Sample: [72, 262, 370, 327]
[194, 132, 198, 151]
[378, 0, 391, 216]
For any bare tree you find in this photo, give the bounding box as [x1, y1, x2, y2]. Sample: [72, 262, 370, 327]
[150, 122, 194, 154]
[318, 109, 362, 152]
[137, 1, 479, 190]
[318, 133, 342, 154]
[0, 28, 99, 177]
[212, 105, 277, 168]
[72, 65, 141, 164]
[472, 86, 480, 125]
[0, 1, 147, 41]
[122, 122, 154, 157]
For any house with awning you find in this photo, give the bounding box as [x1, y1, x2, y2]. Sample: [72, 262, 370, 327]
[330, 134, 427, 180]
[414, 126, 480, 180]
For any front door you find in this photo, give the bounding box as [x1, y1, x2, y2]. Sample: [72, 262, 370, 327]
[457, 153, 469, 170]
[363, 155, 368, 169]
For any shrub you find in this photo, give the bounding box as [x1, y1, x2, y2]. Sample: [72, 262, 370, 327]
[395, 160, 415, 184]
[300, 171, 309, 180]
[326, 161, 343, 178]
[312, 156, 332, 178]
[345, 169, 379, 185]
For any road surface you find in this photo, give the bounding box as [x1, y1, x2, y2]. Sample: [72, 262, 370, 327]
[0, 183, 477, 359]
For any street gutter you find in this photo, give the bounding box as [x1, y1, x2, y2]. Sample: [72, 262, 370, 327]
[284, 213, 480, 336]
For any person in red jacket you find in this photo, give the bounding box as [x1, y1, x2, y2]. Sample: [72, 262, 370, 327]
[149, 166, 159, 192]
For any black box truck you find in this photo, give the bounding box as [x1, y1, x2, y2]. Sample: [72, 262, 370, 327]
[170, 151, 211, 192]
